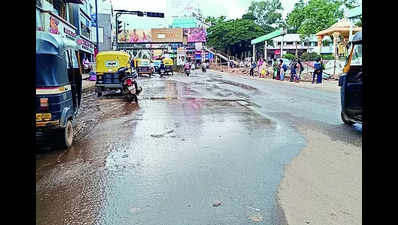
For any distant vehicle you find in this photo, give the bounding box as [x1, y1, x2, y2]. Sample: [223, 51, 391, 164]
[152, 60, 162, 74]
[338, 31, 362, 125]
[162, 58, 174, 75]
[36, 31, 82, 149]
[95, 51, 132, 97]
[136, 59, 153, 77]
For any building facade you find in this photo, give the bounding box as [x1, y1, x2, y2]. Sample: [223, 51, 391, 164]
[71, 0, 96, 62]
[267, 34, 333, 59]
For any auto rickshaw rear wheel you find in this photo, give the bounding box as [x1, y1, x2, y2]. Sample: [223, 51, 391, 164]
[341, 112, 355, 125]
[55, 120, 73, 149]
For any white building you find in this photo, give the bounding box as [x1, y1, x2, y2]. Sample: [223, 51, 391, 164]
[267, 34, 333, 59]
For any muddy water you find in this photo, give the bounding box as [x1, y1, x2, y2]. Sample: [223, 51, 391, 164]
[36, 73, 306, 225]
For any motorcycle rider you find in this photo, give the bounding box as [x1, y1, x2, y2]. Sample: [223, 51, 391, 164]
[159, 61, 166, 78]
[202, 61, 207, 72]
[184, 60, 191, 75]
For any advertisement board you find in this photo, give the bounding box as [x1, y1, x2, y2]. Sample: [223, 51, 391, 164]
[183, 28, 206, 43]
[177, 47, 187, 65]
[43, 13, 78, 42]
[118, 29, 151, 43]
[151, 28, 183, 43]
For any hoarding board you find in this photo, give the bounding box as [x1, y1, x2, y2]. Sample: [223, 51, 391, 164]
[183, 28, 206, 43]
[118, 29, 151, 43]
[151, 28, 183, 43]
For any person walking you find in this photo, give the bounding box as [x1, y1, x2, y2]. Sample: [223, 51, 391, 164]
[313, 58, 322, 84]
[281, 61, 288, 81]
[272, 59, 278, 79]
[296, 59, 303, 82]
[250, 59, 256, 76]
[276, 59, 282, 80]
[290, 60, 297, 82]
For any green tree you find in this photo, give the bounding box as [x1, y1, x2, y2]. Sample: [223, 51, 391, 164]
[286, 0, 306, 33]
[286, 0, 345, 39]
[206, 17, 266, 58]
[247, 0, 284, 33]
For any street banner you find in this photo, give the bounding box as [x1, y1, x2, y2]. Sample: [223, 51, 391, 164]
[151, 28, 183, 43]
[118, 29, 151, 43]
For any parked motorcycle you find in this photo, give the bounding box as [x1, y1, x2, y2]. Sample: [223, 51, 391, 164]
[118, 67, 142, 103]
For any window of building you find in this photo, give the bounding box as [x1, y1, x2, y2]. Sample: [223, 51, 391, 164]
[286, 42, 293, 45]
[50, 0, 67, 20]
[80, 14, 91, 39]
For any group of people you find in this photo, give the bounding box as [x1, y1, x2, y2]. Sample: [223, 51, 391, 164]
[246, 57, 324, 84]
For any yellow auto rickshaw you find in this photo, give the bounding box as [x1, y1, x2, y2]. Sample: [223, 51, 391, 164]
[136, 58, 153, 77]
[95, 51, 131, 97]
[162, 58, 174, 75]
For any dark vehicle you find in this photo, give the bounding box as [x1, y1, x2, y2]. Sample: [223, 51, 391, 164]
[118, 67, 142, 103]
[152, 60, 162, 74]
[338, 31, 362, 125]
[95, 51, 132, 97]
[36, 31, 82, 149]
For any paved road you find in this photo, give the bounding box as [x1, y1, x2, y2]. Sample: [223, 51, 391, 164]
[36, 69, 361, 225]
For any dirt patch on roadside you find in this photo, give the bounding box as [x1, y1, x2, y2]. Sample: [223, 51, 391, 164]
[277, 126, 361, 225]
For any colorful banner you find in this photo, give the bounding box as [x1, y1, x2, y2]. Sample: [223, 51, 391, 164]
[118, 29, 151, 43]
[177, 47, 187, 65]
[151, 28, 183, 43]
[183, 28, 206, 43]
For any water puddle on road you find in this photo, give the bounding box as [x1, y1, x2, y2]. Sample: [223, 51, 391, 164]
[36, 77, 305, 225]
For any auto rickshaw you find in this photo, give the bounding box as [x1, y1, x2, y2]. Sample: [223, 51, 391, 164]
[162, 58, 174, 75]
[36, 31, 82, 149]
[338, 31, 362, 125]
[136, 58, 153, 77]
[95, 51, 131, 97]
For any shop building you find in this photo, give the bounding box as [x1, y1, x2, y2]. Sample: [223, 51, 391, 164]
[71, 0, 96, 62]
[36, 0, 82, 50]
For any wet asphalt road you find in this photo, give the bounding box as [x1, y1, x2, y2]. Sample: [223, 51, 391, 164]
[36, 69, 361, 225]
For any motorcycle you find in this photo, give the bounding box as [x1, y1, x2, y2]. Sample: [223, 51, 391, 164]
[202, 66, 206, 73]
[185, 68, 190, 76]
[118, 67, 142, 103]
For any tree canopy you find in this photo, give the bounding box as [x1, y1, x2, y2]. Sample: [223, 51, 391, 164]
[247, 0, 284, 34]
[206, 16, 266, 57]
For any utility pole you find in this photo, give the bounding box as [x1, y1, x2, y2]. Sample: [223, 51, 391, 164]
[95, 0, 99, 54]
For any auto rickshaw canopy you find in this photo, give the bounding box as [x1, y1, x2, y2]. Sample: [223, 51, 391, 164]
[96, 51, 130, 74]
[162, 58, 173, 66]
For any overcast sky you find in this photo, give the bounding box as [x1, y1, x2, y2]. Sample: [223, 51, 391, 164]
[111, 0, 298, 20]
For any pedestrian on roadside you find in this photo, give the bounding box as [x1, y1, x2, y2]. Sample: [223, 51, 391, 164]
[272, 59, 278, 79]
[250, 59, 256, 76]
[313, 58, 322, 84]
[290, 60, 297, 82]
[281, 61, 288, 81]
[296, 59, 303, 82]
[276, 59, 283, 80]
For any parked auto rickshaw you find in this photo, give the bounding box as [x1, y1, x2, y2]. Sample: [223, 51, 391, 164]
[136, 58, 153, 77]
[36, 31, 82, 149]
[338, 31, 362, 125]
[95, 51, 131, 97]
[162, 58, 174, 75]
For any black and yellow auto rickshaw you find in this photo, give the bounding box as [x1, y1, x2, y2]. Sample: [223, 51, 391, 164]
[95, 51, 131, 97]
[338, 31, 362, 125]
[136, 58, 153, 77]
[162, 58, 174, 75]
[36, 31, 82, 149]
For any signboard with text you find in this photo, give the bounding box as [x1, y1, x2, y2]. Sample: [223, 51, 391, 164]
[151, 28, 183, 43]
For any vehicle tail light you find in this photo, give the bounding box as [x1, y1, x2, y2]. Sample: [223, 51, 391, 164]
[40, 98, 49, 111]
[125, 79, 132, 86]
